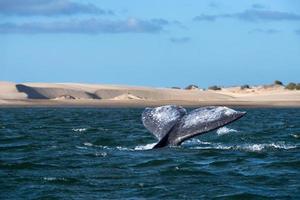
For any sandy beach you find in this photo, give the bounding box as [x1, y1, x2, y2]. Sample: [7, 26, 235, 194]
[0, 81, 299, 107]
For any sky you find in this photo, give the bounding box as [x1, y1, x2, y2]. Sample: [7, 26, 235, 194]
[1, 0, 300, 88]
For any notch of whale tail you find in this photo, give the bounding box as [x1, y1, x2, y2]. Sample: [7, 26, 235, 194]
[141, 105, 246, 149]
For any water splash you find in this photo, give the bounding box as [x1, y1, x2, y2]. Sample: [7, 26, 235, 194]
[79, 139, 297, 153]
[43, 177, 66, 181]
[291, 134, 300, 139]
[81, 142, 146, 151]
[134, 143, 157, 150]
[216, 127, 238, 135]
[192, 142, 297, 152]
[182, 139, 211, 146]
[72, 128, 87, 132]
[83, 142, 93, 147]
[95, 152, 107, 157]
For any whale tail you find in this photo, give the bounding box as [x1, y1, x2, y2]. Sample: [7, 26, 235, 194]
[142, 105, 187, 141]
[142, 105, 246, 148]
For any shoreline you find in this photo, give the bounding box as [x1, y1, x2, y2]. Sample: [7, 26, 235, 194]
[1, 99, 300, 108]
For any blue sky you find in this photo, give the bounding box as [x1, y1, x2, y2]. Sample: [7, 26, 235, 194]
[1, 0, 300, 88]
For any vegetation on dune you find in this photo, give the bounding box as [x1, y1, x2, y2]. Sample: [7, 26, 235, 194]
[285, 82, 300, 90]
[176, 80, 299, 91]
[274, 80, 283, 85]
[208, 85, 221, 90]
[285, 82, 296, 90]
[240, 84, 251, 90]
[185, 84, 199, 90]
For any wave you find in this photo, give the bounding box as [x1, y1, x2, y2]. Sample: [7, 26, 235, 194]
[95, 152, 108, 157]
[239, 143, 297, 151]
[134, 143, 157, 150]
[43, 177, 66, 181]
[192, 142, 297, 152]
[291, 134, 300, 139]
[72, 127, 108, 133]
[216, 127, 238, 135]
[77, 139, 297, 153]
[42, 177, 79, 184]
[182, 139, 211, 146]
[72, 128, 87, 132]
[83, 142, 93, 146]
[216, 192, 270, 199]
[80, 142, 135, 151]
[78, 141, 157, 151]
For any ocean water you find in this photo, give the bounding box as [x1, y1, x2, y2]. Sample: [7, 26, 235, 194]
[0, 107, 299, 199]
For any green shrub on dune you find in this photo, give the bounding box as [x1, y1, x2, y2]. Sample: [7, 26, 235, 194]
[208, 85, 221, 90]
[185, 84, 199, 90]
[241, 84, 251, 89]
[285, 82, 300, 90]
[274, 80, 283, 85]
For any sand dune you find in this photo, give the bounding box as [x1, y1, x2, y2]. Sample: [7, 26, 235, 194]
[0, 82, 28, 100]
[15, 84, 99, 100]
[0, 82, 299, 107]
[111, 94, 143, 100]
[214, 85, 300, 101]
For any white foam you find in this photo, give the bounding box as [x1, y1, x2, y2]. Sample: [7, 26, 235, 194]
[192, 142, 297, 152]
[78, 143, 133, 151]
[72, 128, 87, 132]
[116, 146, 132, 151]
[134, 143, 157, 150]
[182, 139, 211, 146]
[95, 152, 107, 157]
[236, 143, 297, 152]
[43, 177, 66, 181]
[216, 127, 238, 135]
[83, 142, 93, 147]
[291, 134, 300, 139]
[76, 146, 88, 150]
[243, 144, 263, 151]
[78, 140, 297, 152]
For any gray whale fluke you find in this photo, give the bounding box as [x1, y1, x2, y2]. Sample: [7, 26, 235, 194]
[142, 105, 246, 149]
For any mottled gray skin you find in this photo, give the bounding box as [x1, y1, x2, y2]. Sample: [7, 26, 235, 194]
[142, 105, 186, 141]
[142, 105, 246, 149]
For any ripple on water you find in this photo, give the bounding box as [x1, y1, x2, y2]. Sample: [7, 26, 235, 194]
[191, 142, 297, 152]
[0, 108, 299, 199]
[215, 193, 273, 199]
[291, 133, 300, 139]
[72, 128, 87, 132]
[79, 141, 157, 151]
[42, 177, 80, 185]
[133, 158, 174, 168]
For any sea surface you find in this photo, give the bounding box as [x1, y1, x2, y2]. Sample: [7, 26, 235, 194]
[0, 107, 299, 199]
